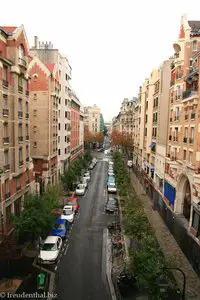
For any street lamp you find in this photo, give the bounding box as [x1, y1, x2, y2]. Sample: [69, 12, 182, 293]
[163, 267, 186, 300]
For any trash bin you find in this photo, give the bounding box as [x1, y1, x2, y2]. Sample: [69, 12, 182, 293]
[37, 273, 46, 290]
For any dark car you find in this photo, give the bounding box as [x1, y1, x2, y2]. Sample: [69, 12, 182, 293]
[51, 218, 70, 239]
[105, 197, 117, 213]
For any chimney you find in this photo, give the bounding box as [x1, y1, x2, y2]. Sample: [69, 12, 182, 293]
[34, 36, 38, 49]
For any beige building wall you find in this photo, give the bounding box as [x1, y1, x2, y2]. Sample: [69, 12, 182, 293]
[85, 104, 101, 133]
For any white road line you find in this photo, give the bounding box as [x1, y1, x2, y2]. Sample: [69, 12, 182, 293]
[54, 266, 58, 271]
[64, 245, 69, 255]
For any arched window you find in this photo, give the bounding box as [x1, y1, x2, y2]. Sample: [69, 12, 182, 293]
[19, 44, 25, 59]
[18, 44, 26, 66]
[192, 40, 197, 51]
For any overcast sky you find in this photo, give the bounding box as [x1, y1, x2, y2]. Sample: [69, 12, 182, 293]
[2, 0, 200, 121]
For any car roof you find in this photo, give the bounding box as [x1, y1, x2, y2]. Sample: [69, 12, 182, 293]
[45, 236, 59, 243]
[56, 218, 66, 225]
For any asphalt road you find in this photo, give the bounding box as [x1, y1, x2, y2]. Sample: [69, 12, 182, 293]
[56, 151, 113, 300]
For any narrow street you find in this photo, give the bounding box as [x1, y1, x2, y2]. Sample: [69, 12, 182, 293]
[56, 151, 113, 300]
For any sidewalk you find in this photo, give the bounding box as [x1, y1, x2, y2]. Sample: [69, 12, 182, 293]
[131, 171, 200, 300]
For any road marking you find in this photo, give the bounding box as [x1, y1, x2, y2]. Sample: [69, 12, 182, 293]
[54, 266, 58, 271]
[64, 245, 69, 255]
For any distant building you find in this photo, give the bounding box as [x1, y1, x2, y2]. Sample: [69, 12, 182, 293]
[84, 104, 101, 133]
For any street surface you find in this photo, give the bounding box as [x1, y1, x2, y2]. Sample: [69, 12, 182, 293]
[56, 150, 113, 300]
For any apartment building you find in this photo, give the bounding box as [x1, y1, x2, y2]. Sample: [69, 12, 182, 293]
[165, 15, 200, 234]
[70, 91, 83, 161]
[84, 104, 101, 133]
[142, 70, 158, 179]
[30, 37, 72, 175]
[0, 25, 35, 234]
[28, 56, 59, 193]
[132, 97, 140, 166]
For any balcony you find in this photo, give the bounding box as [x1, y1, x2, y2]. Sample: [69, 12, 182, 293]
[26, 90, 29, 96]
[170, 117, 172, 122]
[19, 160, 23, 167]
[4, 164, 10, 171]
[191, 113, 196, 120]
[167, 153, 170, 158]
[183, 137, 188, 143]
[174, 116, 179, 121]
[3, 137, 9, 144]
[173, 136, 178, 142]
[5, 192, 11, 199]
[18, 85, 23, 93]
[26, 135, 29, 140]
[3, 80, 8, 88]
[182, 90, 198, 102]
[176, 95, 181, 101]
[185, 114, 189, 120]
[2, 108, 9, 116]
[26, 157, 29, 162]
[169, 135, 172, 141]
[18, 111, 23, 118]
[18, 58, 27, 67]
[26, 113, 29, 119]
[18, 136, 23, 142]
[189, 137, 194, 144]
[16, 185, 21, 192]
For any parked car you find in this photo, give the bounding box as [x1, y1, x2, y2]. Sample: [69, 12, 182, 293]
[88, 163, 94, 170]
[92, 158, 97, 164]
[38, 236, 62, 264]
[109, 161, 114, 166]
[107, 183, 117, 193]
[107, 175, 115, 184]
[108, 171, 115, 177]
[75, 184, 86, 196]
[105, 202, 117, 213]
[66, 197, 80, 213]
[80, 178, 88, 189]
[51, 218, 70, 239]
[127, 160, 133, 167]
[107, 196, 118, 207]
[98, 148, 104, 152]
[83, 172, 91, 181]
[61, 205, 75, 223]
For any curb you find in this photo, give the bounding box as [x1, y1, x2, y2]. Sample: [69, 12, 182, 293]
[32, 258, 55, 300]
[103, 228, 117, 300]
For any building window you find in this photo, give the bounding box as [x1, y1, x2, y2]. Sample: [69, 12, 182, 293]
[58, 149, 61, 155]
[192, 40, 197, 51]
[18, 76, 23, 88]
[177, 66, 181, 79]
[19, 44, 25, 60]
[26, 145, 29, 159]
[183, 150, 187, 160]
[58, 123, 60, 130]
[65, 136, 67, 142]
[4, 151, 9, 168]
[34, 142, 37, 148]
[5, 179, 10, 194]
[58, 136, 60, 143]
[65, 111, 67, 118]
[18, 98, 22, 111]
[18, 124, 22, 137]
[3, 65, 8, 81]
[19, 147, 23, 166]
[65, 148, 67, 154]
[189, 151, 193, 164]
[176, 86, 181, 100]
[65, 99, 67, 105]
[65, 124, 67, 130]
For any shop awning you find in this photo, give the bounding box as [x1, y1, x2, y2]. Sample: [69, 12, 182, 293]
[149, 142, 156, 149]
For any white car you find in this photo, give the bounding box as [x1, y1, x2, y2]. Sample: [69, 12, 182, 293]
[92, 158, 97, 164]
[109, 161, 114, 166]
[61, 205, 75, 223]
[108, 172, 114, 177]
[75, 184, 86, 196]
[107, 183, 117, 193]
[80, 178, 88, 189]
[83, 172, 91, 181]
[38, 236, 62, 264]
[127, 160, 133, 167]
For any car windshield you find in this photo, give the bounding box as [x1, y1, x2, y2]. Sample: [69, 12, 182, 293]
[63, 209, 72, 215]
[41, 243, 57, 251]
[53, 224, 65, 230]
[108, 184, 115, 188]
[67, 201, 77, 206]
[78, 184, 84, 189]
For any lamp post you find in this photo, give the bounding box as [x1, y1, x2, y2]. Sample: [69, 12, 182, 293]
[163, 267, 186, 300]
